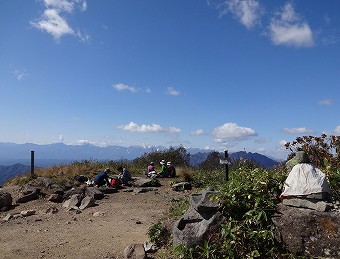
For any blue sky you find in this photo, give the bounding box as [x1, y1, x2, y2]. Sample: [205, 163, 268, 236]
[0, 0, 339, 160]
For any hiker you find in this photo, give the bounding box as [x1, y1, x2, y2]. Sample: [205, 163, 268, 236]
[158, 159, 168, 177]
[146, 162, 158, 178]
[279, 151, 331, 201]
[147, 162, 155, 173]
[167, 161, 176, 178]
[117, 166, 132, 185]
[94, 168, 111, 187]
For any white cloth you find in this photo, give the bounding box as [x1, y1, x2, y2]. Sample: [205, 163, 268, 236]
[280, 163, 331, 198]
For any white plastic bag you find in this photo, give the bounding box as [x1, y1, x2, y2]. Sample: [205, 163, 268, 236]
[280, 163, 331, 198]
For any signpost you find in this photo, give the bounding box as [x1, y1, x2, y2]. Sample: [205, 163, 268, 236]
[31, 151, 35, 177]
[220, 150, 229, 182]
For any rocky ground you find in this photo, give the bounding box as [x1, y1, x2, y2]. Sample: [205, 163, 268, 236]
[0, 178, 190, 259]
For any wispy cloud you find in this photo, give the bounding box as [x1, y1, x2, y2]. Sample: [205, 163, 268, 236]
[190, 129, 208, 136]
[166, 87, 180, 96]
[113, 83, 138, 93]
[13, 69, 29, 80]
[118, 122, 182, 134]
[212, 122, 257, 142]
[254, 137, 270, 144]
[58, 134, 64, 141]
[279, 139, 288, 146]
[282, 127, 313, 134]
[318, 99, 332, 106]
[224, 0, 263, 29]
[334, 126, 340, 134]
[30, 0, 89, 42]
[268, 3, 314, 47]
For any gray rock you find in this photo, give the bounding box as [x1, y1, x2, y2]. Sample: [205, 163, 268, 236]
[123, 243, 146, 259]
[0, 191, 12, 209]
[85, 187, 104, 200]
[62, 194, 81, 209]
[17, 190, 39, 203]
[173, 207, 225, 247]
[21, 210, 36, 217]
[64, 187, 85, 200]
[45, 206, 59, 214]
[93, 211, 105, 217]
[79, 196, 95, 210]
[189, 188, 219, 213]
[172, 182, 192, 191]
[282, 198, 332, 212]
[173, 188, 225, 248]
[20, 185, 41, 195]
[48, 194, 63, 203]
[272, 203, 340, 257]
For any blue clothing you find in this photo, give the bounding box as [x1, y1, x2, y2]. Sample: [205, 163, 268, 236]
[94, 171, 110, 187]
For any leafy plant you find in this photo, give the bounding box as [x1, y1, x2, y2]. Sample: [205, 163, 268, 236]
[147, 221, 171, 247]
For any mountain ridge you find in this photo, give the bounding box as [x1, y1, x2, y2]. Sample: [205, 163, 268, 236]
[0, 142, 280, 184]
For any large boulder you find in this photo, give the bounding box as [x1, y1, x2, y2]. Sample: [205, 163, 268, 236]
[0, 191, 12, 209]
[272, 203, 340, 257]
[173, 187, 225, 248]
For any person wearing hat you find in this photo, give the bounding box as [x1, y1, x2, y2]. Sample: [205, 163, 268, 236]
[147, 162, 155, 173]
[94, 168, 111, 187]
[158, 159, 168, 177]
[145, 162, 157, 178]
[167, 161, 176, 178]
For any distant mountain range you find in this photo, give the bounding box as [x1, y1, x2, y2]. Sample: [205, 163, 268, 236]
[0, 142, 280, 185]
[0, 163, 31, 185]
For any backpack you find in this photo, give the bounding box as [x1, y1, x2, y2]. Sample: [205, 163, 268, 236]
[110, 178, 122, 188]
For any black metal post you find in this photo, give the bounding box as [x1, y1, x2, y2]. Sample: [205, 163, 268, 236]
[31, 151, 35, 177]
[224, 150, 229, 182]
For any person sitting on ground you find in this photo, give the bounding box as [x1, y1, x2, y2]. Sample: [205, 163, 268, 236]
[158, 159, 168, 178]
[167, 161, 176, 178]
[146, 162, 158, 178]
[117, 166, 132, 185]
[147, 162, 155, 173]
[94, 168, 111, 187]
[279, 151, 332, 201]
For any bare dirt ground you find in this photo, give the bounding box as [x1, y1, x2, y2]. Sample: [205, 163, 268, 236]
[0, 178, 189, 259]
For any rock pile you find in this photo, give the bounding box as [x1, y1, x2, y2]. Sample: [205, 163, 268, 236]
[172, 187, 225, 247]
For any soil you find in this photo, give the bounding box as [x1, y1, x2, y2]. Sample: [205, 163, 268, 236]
[0, 178, 190, 259]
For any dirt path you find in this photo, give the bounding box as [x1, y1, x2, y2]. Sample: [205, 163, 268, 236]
[0, 179, 188, 259]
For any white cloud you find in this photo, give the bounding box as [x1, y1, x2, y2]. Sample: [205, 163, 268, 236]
[318, 99, 332, 106]
[166, 87, 180, 96]
[43, 0, 87, 12]
[31, 0, 89, 42]
[212, 122, 257, 142]
[113, 83, 138, 93]
[58, 135, 64, 141]
[225, 0, 263, 29]
[14, 69, 29, 80]
[118, 122, 182, 134]
[191, 129, 208, 136]
[279, 139, 288, 146]
[254, 137, 270, 144]
[334, 126, 340, 134]
[43, 0, 74, 12]
[282, 127, 313, 134]
[269, 3, 314, 47]
[31, 9, 74, 40]
[76, 139, 90, 145]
